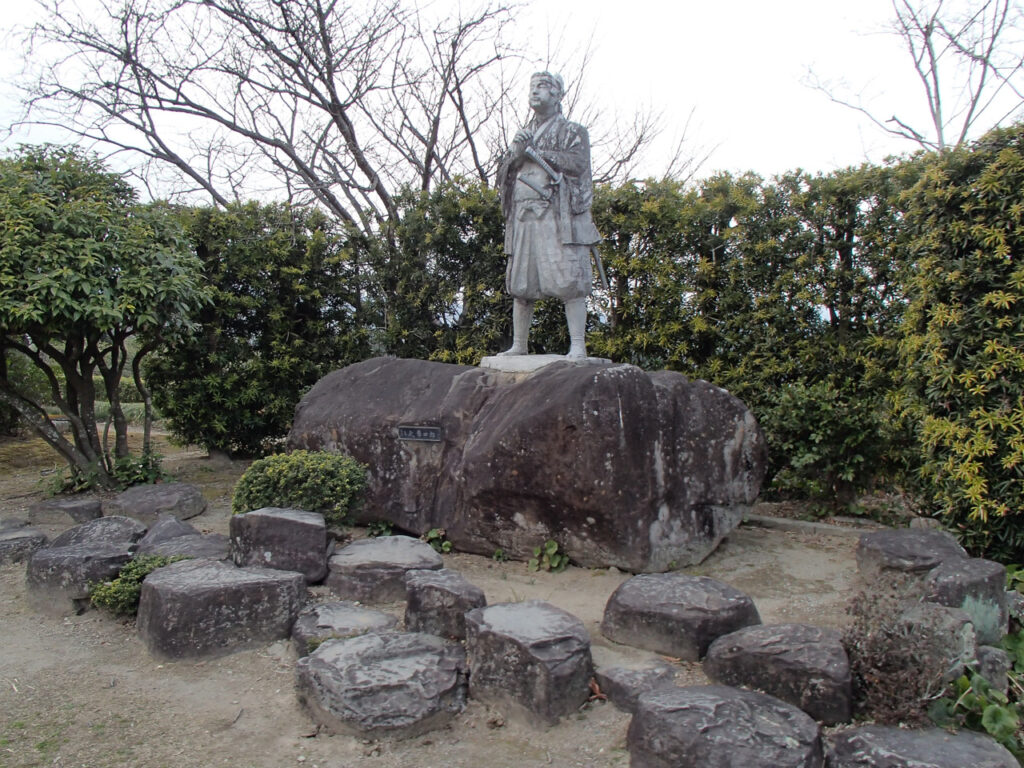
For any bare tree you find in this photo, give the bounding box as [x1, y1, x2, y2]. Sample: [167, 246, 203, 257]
[809, 0, 1024, 152]
[17, 0, 698, 230]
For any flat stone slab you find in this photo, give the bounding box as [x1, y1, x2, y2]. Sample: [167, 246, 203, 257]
[856, 529, 967, 579]
[703, 623, 852, 724]
[26, 543, 134, 614]
[144, 533, 229, 560]
[295, 631, 468, 739]
[828, 725, 1017, 767]
[103, 482, 206, 526]
[465, 600, 593, 726]
[135, 514, 199, 552]
[404, 568, 486, 640]
[591, 646, 677, 714]
[230, 507, 328, 583]
[628, 685, 823, 768]
[49, 516, 147, 549]
[326, 536, 442, 602]
[292, 601, 399, 656]
[137, 559, 306, 659]
[0, 526, 47, 564]
[601, 573, 761, 660]
[28, 496, 102, 525]
[925, 557, 1008, 645]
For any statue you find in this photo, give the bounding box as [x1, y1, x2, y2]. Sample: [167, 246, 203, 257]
[496, 71, 603, 359]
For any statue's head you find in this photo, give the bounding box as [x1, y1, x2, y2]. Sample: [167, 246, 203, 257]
[529, 71, 564, 113]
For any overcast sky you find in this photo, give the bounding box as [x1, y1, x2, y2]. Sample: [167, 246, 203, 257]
[0, 0, 1015, 182]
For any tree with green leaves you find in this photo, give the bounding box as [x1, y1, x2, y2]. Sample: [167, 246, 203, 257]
[897, 124, 1024, 560]
[147, 202, 368, 456]
[0, 145, 208, 488]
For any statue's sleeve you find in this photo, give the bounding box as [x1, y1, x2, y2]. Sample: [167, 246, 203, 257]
[538, 123, 591, 179]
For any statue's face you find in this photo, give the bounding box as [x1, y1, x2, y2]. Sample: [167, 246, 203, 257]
[529, 79, 559, 113]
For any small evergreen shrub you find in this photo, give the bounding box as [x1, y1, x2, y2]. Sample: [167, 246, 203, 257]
[90, 554, 188, 615]
[231, 450, 367, 527]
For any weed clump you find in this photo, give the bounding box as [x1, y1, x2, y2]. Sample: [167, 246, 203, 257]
[90, 554, 189, 615]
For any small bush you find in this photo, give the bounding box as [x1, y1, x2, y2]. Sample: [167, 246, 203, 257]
[843, 576, 963, 724]
[90, 554, 188, 615]
[528, 539, 568, 573]
[231, 450, 367, 527]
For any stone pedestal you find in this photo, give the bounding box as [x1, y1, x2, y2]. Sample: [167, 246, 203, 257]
[288, 357, 766, 572]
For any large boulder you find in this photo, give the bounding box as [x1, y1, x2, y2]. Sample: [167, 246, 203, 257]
[103, 482, 206, 526]
[628, 685, 823, 768]
[287, 357, 766, 572]
[827, 725, 1017, 767]
[703, 623, 852, 724]
[49, 516, 147, 549]
[465, 600, 593, 726]
[601, 573, 761, 660]
[137, 559, 306, 659]
[295, 631, 468, 739]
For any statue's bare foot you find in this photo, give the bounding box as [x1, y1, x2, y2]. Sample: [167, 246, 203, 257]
[498, 344, 527, 357]
[565, 345, 587, 360]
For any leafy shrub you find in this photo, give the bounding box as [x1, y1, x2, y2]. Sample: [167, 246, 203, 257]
[90, 554, 188, 615]
[48, 449, 167, 494]
[231, 450, 367, 527]
[897, 125, 1024, 562]
[758, 379, 887, 508]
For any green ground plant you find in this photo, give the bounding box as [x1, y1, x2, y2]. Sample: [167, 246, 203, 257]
[528, 540, 568, 573]
[90, 554, 188, 615]
[422, 527, 453, 553]
[231, 450, 367, 527]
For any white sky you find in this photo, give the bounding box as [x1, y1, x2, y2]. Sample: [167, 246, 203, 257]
[0, 0, 1016, 182]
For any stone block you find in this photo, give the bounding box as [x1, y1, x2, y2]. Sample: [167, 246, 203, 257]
[601, 573, 761, 660]
[464, 600, 592, 727]
[103, 482, 206, 526]
[976, 645, 1011, 694]
[628, 685, 823, 768]
[703, 623, 852, 724]
[827, 725, 1017, 767]
[856, 529, 967, 580]
[26, 544, 134, 614]
[230, 507, 328, 583]
[591, 646, 677, 714]
[292, 601, 398, 656]
[404, 568, 486, 640]
[0, 526, 47, 564]
[925, 557, 1008, 645]
[137, 559, 306, 659]
[897, 603, 977, 684]
[287, 357, 767, 572]
[295, 631, 468, 739]
[49, 516, 147, 549]
[28, 497, 102, 525]
[326, 536, 442, 603]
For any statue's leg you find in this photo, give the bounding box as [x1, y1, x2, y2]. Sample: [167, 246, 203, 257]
[565, 297, 587, 359]
[499, 298, 534, 356]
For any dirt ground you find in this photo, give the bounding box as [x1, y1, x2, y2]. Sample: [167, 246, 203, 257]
[0, 433, 874, 768]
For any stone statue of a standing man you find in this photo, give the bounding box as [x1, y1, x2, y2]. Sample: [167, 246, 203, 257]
[497, 72, 602, 359]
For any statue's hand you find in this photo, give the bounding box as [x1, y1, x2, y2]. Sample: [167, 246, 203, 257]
[511, 128, 533, 159]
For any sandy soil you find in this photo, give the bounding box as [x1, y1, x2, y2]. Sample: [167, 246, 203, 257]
[0, 434, 869, 768]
